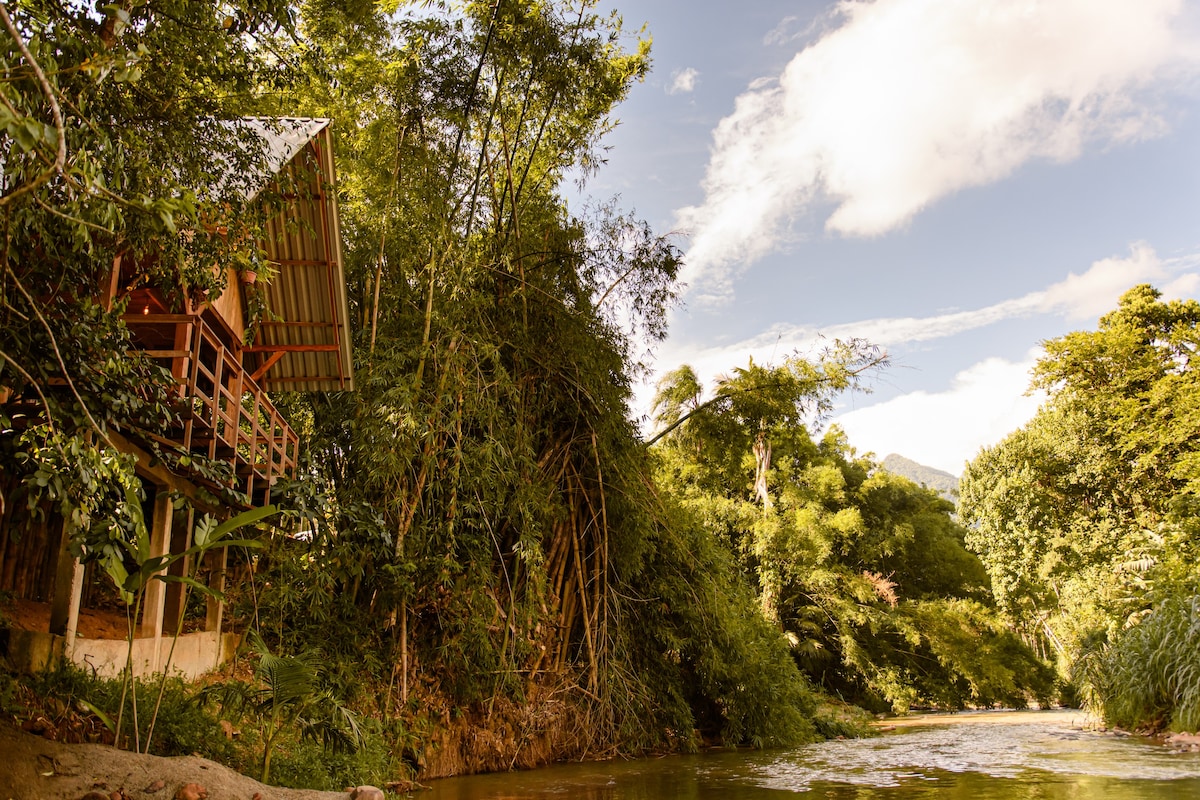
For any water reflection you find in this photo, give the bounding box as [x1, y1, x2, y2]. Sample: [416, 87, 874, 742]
[419, 710, 1200, 800]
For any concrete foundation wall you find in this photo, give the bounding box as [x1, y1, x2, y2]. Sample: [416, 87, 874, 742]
[3, 629, 240, 680]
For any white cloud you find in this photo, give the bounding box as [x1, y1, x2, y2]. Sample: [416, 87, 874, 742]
[675, 244, 1168, 359]
[677, 0, 1196, 301]
[668, 67, 699, 95]
[1039, 242, 1167, 319]
[832, 352, 1046, 476]
[638, 244, 1189, 455]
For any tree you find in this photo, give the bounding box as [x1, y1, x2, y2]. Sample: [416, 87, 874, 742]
[651, 352, 1050, 712]
[959, 285, 1200, 729]
[241, 0, 816, 755]
[1, 1, 296, 567]
[960, 285, 1200, 659]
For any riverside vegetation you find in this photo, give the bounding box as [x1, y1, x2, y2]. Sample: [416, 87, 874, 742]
[0, 0, 1197, 792]
[960, 284, 1200, 734]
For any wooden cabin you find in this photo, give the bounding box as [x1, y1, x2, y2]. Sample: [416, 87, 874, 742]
[0, 118, 354, 679]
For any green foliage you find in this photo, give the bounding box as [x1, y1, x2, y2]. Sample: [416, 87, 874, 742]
[614, 496, 819, 749]
[13, 661, 400, 790]
[245, 0, 809, 757]
[1075, 576, 1200, 732]
[19, 665, 235, 761]
[960, 285, 1200, 727]
[263, 724, 400, 792]
[960, 286, 1200, 647]
[205, 630, 363, 784]
[652, 357, 1051, 713]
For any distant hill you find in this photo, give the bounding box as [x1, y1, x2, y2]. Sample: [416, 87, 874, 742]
[880, 454, 959, 501]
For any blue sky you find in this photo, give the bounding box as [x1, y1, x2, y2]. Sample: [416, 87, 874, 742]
[578, 0, 1200, 474]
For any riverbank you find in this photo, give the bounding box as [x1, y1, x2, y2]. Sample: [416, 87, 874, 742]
[876, 707, 1200, 750]
[880, 708, 1092, 728]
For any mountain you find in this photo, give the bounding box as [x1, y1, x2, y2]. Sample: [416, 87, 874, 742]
[880, 454, 959, 501]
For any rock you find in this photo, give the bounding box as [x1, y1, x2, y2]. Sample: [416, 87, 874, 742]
[174, 783, 208, 800]
[145, 779, 167, 793]
[386, 779, 430, 793]
[25, 716, 53, 735]
[350, 787, 385, 800]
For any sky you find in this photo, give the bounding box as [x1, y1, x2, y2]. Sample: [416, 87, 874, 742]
[578, 0, 1200, 475]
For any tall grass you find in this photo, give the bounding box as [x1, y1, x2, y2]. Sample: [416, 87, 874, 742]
[1076, 589, 1200, 732]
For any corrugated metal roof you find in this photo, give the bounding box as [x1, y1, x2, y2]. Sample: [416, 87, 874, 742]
[244, 118, 331, 180]
[242, 120, 355, 393]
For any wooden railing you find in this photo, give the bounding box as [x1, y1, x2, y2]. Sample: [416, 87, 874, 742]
[123, 313, 299, 505]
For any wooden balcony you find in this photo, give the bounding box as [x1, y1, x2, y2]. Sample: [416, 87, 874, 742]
[123, 312, 299, 506]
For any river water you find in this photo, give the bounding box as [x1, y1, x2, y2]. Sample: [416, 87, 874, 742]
[421, 710, 1200, 799]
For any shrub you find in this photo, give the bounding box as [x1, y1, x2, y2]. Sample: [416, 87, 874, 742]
[1076, 584, 1200, 732]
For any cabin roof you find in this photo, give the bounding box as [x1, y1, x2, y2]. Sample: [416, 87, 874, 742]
[243, 119, 355, 393]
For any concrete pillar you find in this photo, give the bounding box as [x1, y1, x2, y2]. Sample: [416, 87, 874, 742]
[162, 507, 194, 634]
[48, 519, 85, 659]
[49, 520, 81, 627]
[141, 489, 173, 672]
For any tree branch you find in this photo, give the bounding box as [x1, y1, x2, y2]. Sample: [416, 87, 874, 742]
[0, 3, 67, 207]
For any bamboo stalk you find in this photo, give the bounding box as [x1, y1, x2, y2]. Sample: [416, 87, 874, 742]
[571, 519, 598, 692]
[555, 560, 577, 672]
[401, 598, 409, 705]
[591, 432, 610, 689]
[369, 126, 407, 357]
[550, 531, 571, 616]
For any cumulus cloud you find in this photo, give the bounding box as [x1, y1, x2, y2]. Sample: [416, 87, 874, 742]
[832, 353, 1046, 475]
[1040, 243, 1168, 319]
[677, 0, 1196, 301]
[668, 67, 699, 95]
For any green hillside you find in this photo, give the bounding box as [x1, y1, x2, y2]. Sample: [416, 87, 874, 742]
[881, 454, 959, 500]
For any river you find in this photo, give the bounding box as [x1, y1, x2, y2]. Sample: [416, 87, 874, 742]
[420, 710, 1200, 799]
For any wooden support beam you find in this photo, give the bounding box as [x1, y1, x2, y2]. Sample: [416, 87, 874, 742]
[171, 319, 191, 384]
[101, 253, 122, 312]
[105, 430, 221, 516]
[142, 350, 192, 359]
[244, 344, 339, 353]
[250, 351, 286, 382]
[122, 314, 198, 325]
